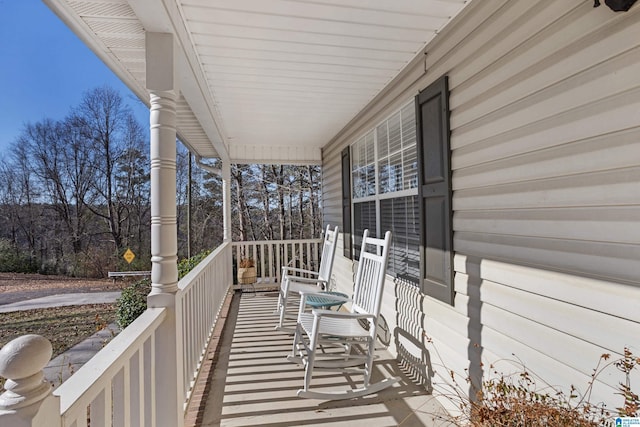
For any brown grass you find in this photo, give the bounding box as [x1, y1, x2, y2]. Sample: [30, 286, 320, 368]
[0, 304, 116, 390]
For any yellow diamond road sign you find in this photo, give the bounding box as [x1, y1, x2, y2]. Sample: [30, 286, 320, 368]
[123, 248, 135, 264]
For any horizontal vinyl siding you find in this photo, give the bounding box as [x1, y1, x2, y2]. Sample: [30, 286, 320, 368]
[448, 0, 640, 287]
[449, 0, 640, 408]
[321, 0, 640, 410]
[453, 129, 640, 190]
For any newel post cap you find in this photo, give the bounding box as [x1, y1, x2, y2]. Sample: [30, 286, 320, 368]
[0, 335, 52, 380]
[0, 335, 53, 412]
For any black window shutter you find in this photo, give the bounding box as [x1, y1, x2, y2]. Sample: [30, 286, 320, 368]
[341, 146, 352, 259]
[416, 76, 454, 305]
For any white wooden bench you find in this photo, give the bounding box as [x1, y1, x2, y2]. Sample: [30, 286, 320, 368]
[108, 271, 151, 282]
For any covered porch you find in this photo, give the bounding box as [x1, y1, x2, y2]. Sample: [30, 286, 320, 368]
[192, 291, 449, 427]
[0, 0, 457, 422]
[0, 1, 469, 423]
[0, 238, 450, 426]
[3, 0, 639, 426]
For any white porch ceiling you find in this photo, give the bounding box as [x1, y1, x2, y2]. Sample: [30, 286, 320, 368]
[45, 0, 470, 164]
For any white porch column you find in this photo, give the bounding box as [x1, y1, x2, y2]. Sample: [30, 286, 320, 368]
[146, 32, 184, 427]
[222, 161, 232, 242]
[149, 89, 179, 296]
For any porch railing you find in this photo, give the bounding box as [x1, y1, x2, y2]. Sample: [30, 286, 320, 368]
[178, 241, 231, 406]
[231, 238, 323, 284]
[0, 241, 233, 427]
[57, 307, 168, 426]
[0, 237, 323, 426]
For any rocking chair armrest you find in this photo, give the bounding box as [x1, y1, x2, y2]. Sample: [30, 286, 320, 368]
[286, 276, 327, 286]
[287, 279, 328, 298]
[281, 266, 320, 277]
[310, 309, 374, 320]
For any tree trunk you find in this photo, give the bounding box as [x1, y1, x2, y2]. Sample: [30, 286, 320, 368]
[232, 167, 248, 242]
[271, 165, 286, 240]
[260, 166, 274, 240]
[307, 165, 318, 238]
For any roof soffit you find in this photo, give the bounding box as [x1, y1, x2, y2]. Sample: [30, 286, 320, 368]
[44, 0, 473, 163]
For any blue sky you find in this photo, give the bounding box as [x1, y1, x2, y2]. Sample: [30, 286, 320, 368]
[0, 0, 149, 154]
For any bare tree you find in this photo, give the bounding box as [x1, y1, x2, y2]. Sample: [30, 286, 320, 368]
[0, 83, 327, 278]
[258, 165, 274, 241]
[270, 165, 287, 240]
[2, 138, 44, 262]
[229, 164, 322, 242]
[307, 165, 318, 237]
[231, 165, 251, 242]
[0, 85, 155, 275]
[21, 118, 97, 266]
[115, 114, 150, 258]
[76, 85, 135, 253]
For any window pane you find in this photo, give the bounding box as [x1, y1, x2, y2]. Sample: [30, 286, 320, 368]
[366, 164, 376, 196]
[401, 102, 417, 190]
[401, 103, 416, 148]
[354, 201, 376, 259]
[352, 133, 376, 199]
[358, 137, 366, 169]
[405, 196, 420, 284]
[379, 195, 419, 283]
[380, 198, 395, 272]
[352, 169, 362, 198]
[403, 145, 418, 190]
[388, 112, 401, 155]
[389, 152, 402, 192]
[379, 158, 389, 194]
[365, 132, 375, 165]
[373, 102, 416, 197]
[352, 132, 376, 199]
[377, 122, 388, 159]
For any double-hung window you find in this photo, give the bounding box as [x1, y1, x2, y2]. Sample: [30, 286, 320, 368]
[342, 75, 453, 304]
[350, 102, 420, 283]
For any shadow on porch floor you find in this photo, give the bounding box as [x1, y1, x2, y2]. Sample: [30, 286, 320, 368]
[198, 292, 455, 427]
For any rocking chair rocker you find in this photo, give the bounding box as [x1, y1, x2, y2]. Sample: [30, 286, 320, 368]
[276, 224, 339, 330]
[287, 229, 400, 400]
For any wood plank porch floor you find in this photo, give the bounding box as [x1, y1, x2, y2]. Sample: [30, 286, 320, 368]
[197, 292, 455, 427]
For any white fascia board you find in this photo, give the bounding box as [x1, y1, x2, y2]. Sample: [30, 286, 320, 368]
[43, 0, 150, 109]
[135, 0, 230, 162]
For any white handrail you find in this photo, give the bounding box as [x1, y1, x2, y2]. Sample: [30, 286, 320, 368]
[231, 238, 323, 284]
[0, 239, 312, 426]
[178, 240, 232, 407]
[56, 307, 167, 426]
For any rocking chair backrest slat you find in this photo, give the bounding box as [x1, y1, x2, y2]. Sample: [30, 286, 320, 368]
[291, 228, 399, 399]
[317, 224, 338, 282]
[352, 230, 392, 319]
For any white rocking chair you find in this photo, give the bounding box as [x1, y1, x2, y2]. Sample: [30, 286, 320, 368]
[276, 224, 339, 330]
[287, 229, 400, 400]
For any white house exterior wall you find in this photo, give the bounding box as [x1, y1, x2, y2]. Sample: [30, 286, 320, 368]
[322, 0, 640, 410]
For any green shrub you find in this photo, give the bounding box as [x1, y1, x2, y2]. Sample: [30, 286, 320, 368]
[115, 249, 212, 328]
[115, 278, 151, 329]
[0, 238, 38, 273]
[178, 249, 211, 279]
